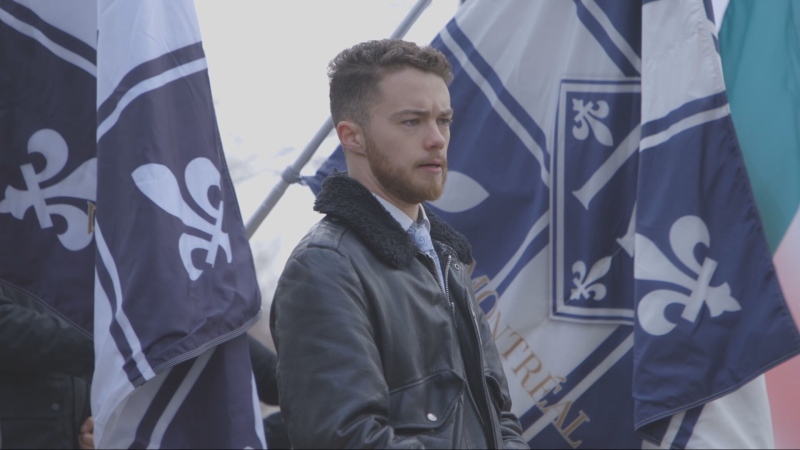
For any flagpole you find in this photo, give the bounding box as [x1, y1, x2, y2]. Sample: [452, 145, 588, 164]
[245, 0, 433, 239]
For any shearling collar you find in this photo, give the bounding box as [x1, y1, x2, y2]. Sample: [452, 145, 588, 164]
[313, 170, 473, 268]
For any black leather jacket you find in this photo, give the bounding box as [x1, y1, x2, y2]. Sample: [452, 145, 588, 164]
[0, 280, 93, 449]
[271, 172, 528, 449]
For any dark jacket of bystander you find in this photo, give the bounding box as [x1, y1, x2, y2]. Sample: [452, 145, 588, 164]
[0, 280, 93, 449]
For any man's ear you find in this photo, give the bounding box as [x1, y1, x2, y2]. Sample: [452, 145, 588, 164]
[336, 120, 366, 156]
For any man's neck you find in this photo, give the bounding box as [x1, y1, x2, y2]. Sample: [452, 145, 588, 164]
[349, 171, 419, 220]
[373, 194, 421, 231]
[379, 194, 418, 221]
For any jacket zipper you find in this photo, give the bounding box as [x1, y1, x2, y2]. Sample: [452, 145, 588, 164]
[419, 250, 489, 437]
[461, 278, 501, 447]
[441, 254, 487, 432]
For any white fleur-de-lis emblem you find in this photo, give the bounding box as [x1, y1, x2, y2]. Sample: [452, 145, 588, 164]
[572, 98, 613, 146]
[635, 216, 741, 336]
[570, 256, 612, 301]
[0, 129, 96, 251]
[430, 170, 489, 213]
[132, 157, 231, 281]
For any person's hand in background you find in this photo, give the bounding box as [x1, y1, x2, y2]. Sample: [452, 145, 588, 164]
[79, 416, 94, 450]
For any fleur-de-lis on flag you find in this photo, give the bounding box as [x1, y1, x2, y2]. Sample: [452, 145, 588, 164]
[132, 157, 231, 281]
[570, 256, 612, 301]
[635, 216, 741, 336]
[430, 170, 489, 213]
[572, 98, 614, 146]
[0, 129, 96, 251]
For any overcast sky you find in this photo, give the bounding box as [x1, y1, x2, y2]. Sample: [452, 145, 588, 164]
[194, 0, 460, 344]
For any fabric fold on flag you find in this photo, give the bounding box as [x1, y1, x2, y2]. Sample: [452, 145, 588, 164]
[634, 2, 800, 445]
[0, 0, 98, 335]
[719, 1, 800, 447]
[92, 0, 264, 447]
[306, 0, 800, 447]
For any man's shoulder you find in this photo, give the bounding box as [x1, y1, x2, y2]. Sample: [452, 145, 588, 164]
[306, 216, 348, 249]
[290, 216, 360, 257]
[290, 211, 415, 269]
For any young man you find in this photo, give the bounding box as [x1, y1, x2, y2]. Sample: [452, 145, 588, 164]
[270, 39, 528, 449]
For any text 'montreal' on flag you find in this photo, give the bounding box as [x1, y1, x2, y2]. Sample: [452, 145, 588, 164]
[308, 0, 800, 447]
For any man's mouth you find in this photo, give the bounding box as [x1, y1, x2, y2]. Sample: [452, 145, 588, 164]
[418, 159, 445, 173]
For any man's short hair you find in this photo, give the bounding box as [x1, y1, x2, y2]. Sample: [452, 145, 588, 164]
[328, 39, 453, 127]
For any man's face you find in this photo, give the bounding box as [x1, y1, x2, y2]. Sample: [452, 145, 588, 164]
[361, 67, 452, 208]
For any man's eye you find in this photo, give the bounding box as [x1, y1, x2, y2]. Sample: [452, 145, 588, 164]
[403, 119, 420, 126]
[438, 118, 452, 126]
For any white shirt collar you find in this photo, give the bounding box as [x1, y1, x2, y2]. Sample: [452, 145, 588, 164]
[372, 194, 431, 232]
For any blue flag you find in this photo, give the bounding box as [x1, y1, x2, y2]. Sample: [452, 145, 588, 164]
[0, 0, 97, 335]
[1, 0, 265, 447]
[719, 1, 800, 446]
[92, 0, 264, 447]
[308, 0, 800, 447]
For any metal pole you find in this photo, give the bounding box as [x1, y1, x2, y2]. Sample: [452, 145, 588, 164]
[244, 0, 433, 239]
[245, 117, 332, 238]
[388, 0, 433, 40]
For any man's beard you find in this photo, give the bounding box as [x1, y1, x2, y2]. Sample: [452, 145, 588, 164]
[364, 133, 447, 205]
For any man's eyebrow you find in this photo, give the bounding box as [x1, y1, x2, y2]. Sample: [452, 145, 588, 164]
[390, 108, 454, 118]
[390, 109, 428, 118]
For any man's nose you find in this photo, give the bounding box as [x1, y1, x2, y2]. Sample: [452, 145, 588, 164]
[425, 123, 447, 151]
